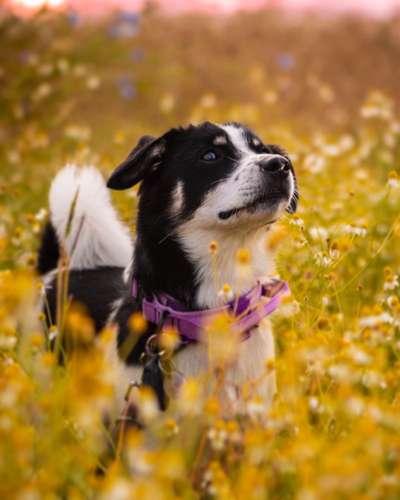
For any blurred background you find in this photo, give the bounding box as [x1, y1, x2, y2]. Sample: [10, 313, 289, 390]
[2, 0, 400, 145]
[2, 0, 400, 144]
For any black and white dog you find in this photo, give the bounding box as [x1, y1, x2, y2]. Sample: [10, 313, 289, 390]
[38, 121, 298, 414]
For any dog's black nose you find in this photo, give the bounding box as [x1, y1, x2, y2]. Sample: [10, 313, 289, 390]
[259, 156, 290, 175]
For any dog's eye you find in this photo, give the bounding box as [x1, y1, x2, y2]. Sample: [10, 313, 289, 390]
[254, 142, 268, 153]
[202, 151, 218, 161]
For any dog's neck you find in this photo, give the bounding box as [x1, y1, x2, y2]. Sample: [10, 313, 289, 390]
[178, 224, 275, 308]
[131, 228, 199, 308]
[131, 222, 275, 310]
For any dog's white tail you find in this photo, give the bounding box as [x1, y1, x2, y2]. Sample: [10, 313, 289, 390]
[49, 165, 132, 270]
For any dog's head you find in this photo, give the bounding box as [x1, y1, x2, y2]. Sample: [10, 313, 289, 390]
[108, 122, 298, 232]
[108, 122, 298, 305]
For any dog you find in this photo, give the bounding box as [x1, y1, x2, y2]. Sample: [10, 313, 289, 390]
[37, 121, 298, 416]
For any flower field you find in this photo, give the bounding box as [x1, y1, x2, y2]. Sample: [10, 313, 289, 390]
[1, 6, 400, 498]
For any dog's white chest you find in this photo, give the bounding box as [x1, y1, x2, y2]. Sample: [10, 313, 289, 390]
[173, 318, 276, 414]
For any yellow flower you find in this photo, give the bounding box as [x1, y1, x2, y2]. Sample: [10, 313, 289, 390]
[159, 326, 179, 352]
[209, 240, 218, 254]
[128, 312, 147, 334]
[176, 377, 203, 416]
[41, 352, 55, 367]
[164, 418, 179, 436]
[65, 309, 95, 344]
[218, 283, 234, 302]
[131, 386, 159, 423]
[204, 397, 221, 416]
[236, 248, 251, 265]
[265, 359, 275, 373]
[30, 332, 44, 349]
[266, 225, 288, 250]
[205, 312, 238, 367]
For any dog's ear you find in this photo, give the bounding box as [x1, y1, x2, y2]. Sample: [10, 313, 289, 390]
[107, 134, 167, 190]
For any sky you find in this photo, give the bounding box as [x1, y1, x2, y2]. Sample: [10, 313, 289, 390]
[7, 0, 400, 17]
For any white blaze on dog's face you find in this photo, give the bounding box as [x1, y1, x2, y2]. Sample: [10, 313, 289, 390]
[190, 123, 297, 231]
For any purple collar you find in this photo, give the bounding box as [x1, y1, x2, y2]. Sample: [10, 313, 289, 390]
[131, 279, 290, 343]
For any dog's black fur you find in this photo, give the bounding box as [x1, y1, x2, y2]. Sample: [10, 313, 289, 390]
[37, 222, 60, 275]
[43, 266, 126, 332]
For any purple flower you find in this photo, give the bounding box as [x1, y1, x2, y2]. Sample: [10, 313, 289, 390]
[119, 11, 141, 24]
[117, 77, 137, 100]
[68, 11, 80, 28]
[131, 48, 145, 62]
[276, 53, 295, 71]
[109, 11, 141, 39]
[19, 51, 33, 65]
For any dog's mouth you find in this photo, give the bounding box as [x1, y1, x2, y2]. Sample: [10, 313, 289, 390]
[218, 191, 288, 221]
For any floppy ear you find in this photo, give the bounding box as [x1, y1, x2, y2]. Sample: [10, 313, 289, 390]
[107, 134, 167, 190]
